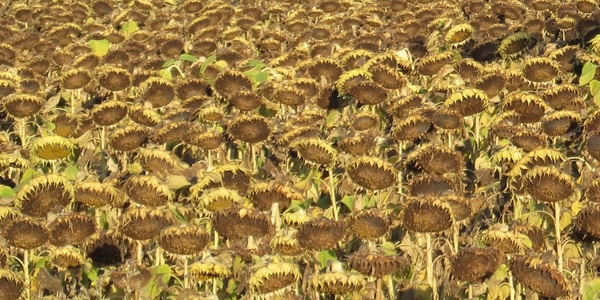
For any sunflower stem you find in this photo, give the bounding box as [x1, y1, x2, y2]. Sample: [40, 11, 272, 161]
[23, 249, 30, 300]
[580, 244, 587, 296]
[376, 277, 383, 300]
[508, 254, 516, 300]
[452, 225, 459, 254]
[183, 257, 189, 289]
[137, 241, 143, 264]
[386, 275, 395, 299]
[468, 284, 473, 299]
[18, 118, 27, 147]
[474, 114, 480, 149]
[554, 202, 563, 274]
[328, 165, 338, 221]
[154, 247, 162, 267]
[426, 232, 435, 299]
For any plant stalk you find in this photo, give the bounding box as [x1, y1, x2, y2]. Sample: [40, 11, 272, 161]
[328, 165, 338, 221]
[554, 202, 563, 274]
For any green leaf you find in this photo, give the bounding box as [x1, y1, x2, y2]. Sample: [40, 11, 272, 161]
[258, 104, 277, 117]
[179, 53, 198, 63]
[580, 62, 597, 86]
[87, 39, 110, 57]
[158, 68, 173, 81]
[247, 59, 266, 68]
[200, 54, 217, 75]
[318, 250, 337, 269]
[254, 71, 268, 84]
[340, 195, 355, 211]
[584, 278, 600, 300]
[0, 185, 15, 198]
[153, 264, 172, 276]
[591, 80, 600, 96]
[64, 165, 79, 181]
[326, 110, 340, 127]
[162, 58, 176, 68]
[381, 242, 396, 255]
[85, 267, 98, 281]
[121, 20, 139, 38]
[35, 257, 48, 268]
[20, 168, 39, 185]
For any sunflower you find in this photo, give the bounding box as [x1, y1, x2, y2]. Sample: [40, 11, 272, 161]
[509, 255, 569, 298]
[120, 207, 174, 241]
[521, 57, 560, 84]
[60, 68, 92, 90]
[406, 143, 463, 175]
[15, 174, 73, 217]
[124, 175, 173, 207]
[347, 156, 396, 190]
[297, 218, 346, 250]
[444, 88, 488, 117]
[401, 198, 453, 233]
[91, 99, 128, 126]
[227, 114, 271, 144]
[29, 136, 75, 162]
[3, 93, 44, 119]
[445, 23, 474, 47]
[140, 77, 175, 108]
[214, 70, 252, 99]
[248, 257, 301, 295]
[213, 206, 273, 241]
[499, 32, 532, 59]
[290, 137, 337, 166]
[48, 213, 96, 246]
[0, 270, 23, 300]
[415, 51, 454, 76]
[97, 65, 132, 92]
[451, 247, 500, 283]
[158, 225, 210, 256]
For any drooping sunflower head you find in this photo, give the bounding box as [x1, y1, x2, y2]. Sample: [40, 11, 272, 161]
[406, 143, 463, 175]
[509, 255, 569, 298]
[190, 256, 231, 281]
[96, 65, 132, 92]
[348, 209, 391, 240]
[347, 156, 397, 191]
[91, 99, 128, 126]
[29, 136, 76, 163]
[523, 166, 574, 203]
[481, 224, 529, 254]
[214, 70, 253, 99]
[415, 51, 454, 76]
[48, 246, 85, 270]
[213, 206, 274, 241]
[48, 213, 96, 246]
[228, 89, 263, 111]
[451, 247, 500, 283]
[75, 180, 124, 208]
[248, 257, 301, 296]
[120, 207, 174, 241]
[540, 84, 584, 111]
[444, 88, 488, 117]
[576, 206, 600, 241]
[227, 114, 271, 144]
[347, 244, 408, 277]
[124, 175, 173, 207]
[499, 32, 532, 59]
[85, 230, 127, 266]
[289, 137, 337, 166]
[158, 224, 210, 256]
[16, 174, 74, 217]
[511, 129, 547, 152]
[400, 197, 453, 233]
[407, 173, 462, 197]
[297, 218, 346, 251]
[521, 57, 560, 85]
[391, 113, 432, 141]
[139, 77, 175, 108]
[248, 181, 302, 211]
[109, 125, 148, 152]
[3, 217, 49, 250]
[369, 65, 405, 89]
[0, 269, 23, 300]
[3, 93, 44, 119]
[541, 110, 580, 137]
[309, 265, 366, 295]
[445, 23, 474, 47]
[502, 92, 547, 123]
[60, 68, 91, 90]
[432, 107, 464, 130]
[194, 187, 244, 212]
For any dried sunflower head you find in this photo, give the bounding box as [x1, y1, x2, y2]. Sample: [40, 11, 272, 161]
[445, 23, 474, 47]
[444, 88, 488, 117]
[120, 207, 174, 241]
[347, 156, 396, 190]
[96, 65, 132, 91]
[509, 255, 569, 298]
[16, 174, 73, 217]
[29, 136, 76, 162]
[297, 218, 346, 251]
[248, 257, 301, 296]
[347, 245, 408, 277]
[523, 166, 575, 203]
[124, 175, 173, 207]
[213, 206, 273, 241]
[60, 68, 91, 90]
[3, 93, 44, 119]
[158, 225, 210, 256]
[400, 198, 453, 233]
[227, 114, 271, 144]
[289, 137, 337, 166]
[521, 57, 560, 85]
[190, 256, 231, 281]
[48, 213, 96, 246]
[3, 216, 49, 250]
[451, 247, 500, 283]
[406, 143, 463, 175]
[309, 264, 366, 295]
[49, 246, 85, 270]
[91, 99, 128, 126]
[0, 269, 23, 300]
[499, 32, 532, 59]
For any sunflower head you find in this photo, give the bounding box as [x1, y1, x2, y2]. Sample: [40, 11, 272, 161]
[189, 256, 231, 281]
[49, 246, 85, 270]
[29, 136, 76, 162]
[3, 93, 44, 119]
[521, 57, 560, 84]
[0, 269, 23, 300]
[91, 99, 128, 126]
[60, 68, 92, 90]
[509, 255, 569, 298]
[290, 137, 337, 166]
[445, 23, 474, 47]
[124, 175, 173, 207]
[96, 65, 132, 91]
[248, 257, 301, 295]
[297, 218, 346, 251]
[523, 166, 574, 203]
[444, 88, 488, 117]
[499, 32, 532, 59]
[49, 213, 96, 246]
[158, 225, 210, 256]
[401, 198, 453, 233]
[451, 247, 500, 283]
[347, 156, 397, 190]
[16, 174, 74, 217]
[213, 206, 273, 241]
[120, 207, 174, 241]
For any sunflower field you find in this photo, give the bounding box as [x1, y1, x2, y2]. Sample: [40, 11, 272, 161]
[2, 0, 600, 299]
